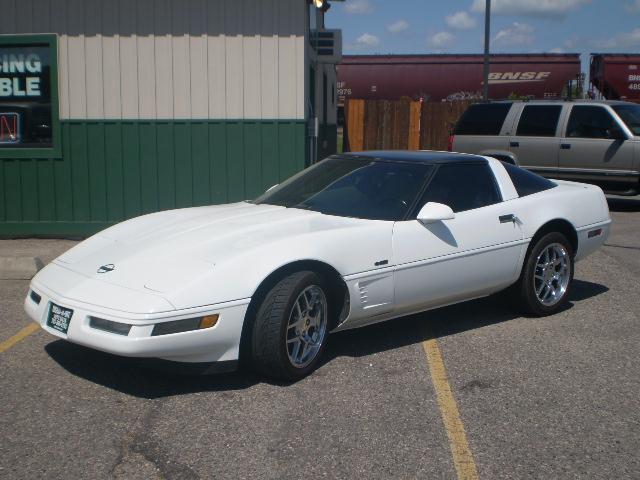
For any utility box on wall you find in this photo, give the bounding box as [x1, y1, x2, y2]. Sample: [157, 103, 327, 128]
[0, 0, 340, 237]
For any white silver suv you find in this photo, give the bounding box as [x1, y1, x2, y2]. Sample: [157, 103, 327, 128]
[450, 100, 640, 195]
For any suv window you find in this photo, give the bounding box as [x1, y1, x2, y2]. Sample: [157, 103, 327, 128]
[416, 163, 501, 213]
[454, 103, 512, 136]
[566, 106, 619, 139]
[516, 105, 562, 137]
[612, 104, 640, 136]
[501, 161, 556, 197]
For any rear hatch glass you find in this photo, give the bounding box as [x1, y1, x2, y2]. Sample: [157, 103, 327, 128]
[455, 103, 512, 135]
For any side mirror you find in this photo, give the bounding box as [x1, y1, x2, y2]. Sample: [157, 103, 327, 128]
[416, 202, 455, 224]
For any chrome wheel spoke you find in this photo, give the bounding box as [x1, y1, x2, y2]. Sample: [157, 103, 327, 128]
[287, 318, 303, 330]
[543, 286, 553, 301]
[290, 338, 302, 360]
[309, 310, 321, 327]
[302, 290, 314, 311]
[299, 341, 309, 361]
[304, 332, 319, 347]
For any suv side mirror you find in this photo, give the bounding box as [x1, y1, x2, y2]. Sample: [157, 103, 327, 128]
[608, 126, 628, 141]
[417, 202, 455, 224]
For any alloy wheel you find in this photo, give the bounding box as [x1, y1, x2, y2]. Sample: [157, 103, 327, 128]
[533, 243, 571, 307]
[285, 285, 328, 369]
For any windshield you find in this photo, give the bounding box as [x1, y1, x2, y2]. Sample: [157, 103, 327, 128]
[254, 157, 433, 221]
[612, 104, 640, 136]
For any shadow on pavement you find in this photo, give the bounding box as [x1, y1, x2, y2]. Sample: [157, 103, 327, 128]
[607, 196, 640, 212]
[324, 279, 606, 363]
[44, 340, 261, 398]
[44, 279, 608, 399]
[569, 279, 609, 301]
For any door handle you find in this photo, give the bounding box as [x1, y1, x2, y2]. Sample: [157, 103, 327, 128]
[561, 143, 571, 150]
[510, 141, 519, 148]
[499, 214, 516, 224]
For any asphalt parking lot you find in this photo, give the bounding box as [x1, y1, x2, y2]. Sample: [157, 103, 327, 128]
[1, 197, 638, 480]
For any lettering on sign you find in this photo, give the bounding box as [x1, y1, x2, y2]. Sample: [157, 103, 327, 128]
[337, 81, 352, 97]
[0, 53, 42, 97]
[488, 72, 551, 84]
[0, 42, 53, 148]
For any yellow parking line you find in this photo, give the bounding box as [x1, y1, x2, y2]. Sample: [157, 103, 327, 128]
[423, 338, 479, 480]
[0, 323, 40, 354]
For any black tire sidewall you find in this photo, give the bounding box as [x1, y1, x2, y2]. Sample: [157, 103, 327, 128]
[520, 232, 574, 316]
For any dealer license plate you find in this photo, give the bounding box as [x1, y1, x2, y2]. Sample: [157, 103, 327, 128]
[47, 303, 74, 335]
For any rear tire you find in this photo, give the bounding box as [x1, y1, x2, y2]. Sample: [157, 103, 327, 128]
[517, 232, 574, 317]
[251, 271, 329, 381]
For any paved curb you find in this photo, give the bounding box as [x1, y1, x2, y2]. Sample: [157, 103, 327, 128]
[0, 256, 44, 280]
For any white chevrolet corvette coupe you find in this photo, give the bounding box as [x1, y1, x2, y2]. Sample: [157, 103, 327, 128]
[26, 151, 611, 380]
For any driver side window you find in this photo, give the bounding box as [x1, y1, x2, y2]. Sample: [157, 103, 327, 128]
[416, 163, 502, 214]
[566, 106, 619, 139]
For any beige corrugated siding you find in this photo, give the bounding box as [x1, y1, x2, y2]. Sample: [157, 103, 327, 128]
[85, 0, 105, 118]
[137, 0, 157, 119]
[0, 0, 306, 120]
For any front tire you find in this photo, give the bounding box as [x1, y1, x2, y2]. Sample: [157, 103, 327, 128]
[517, 232, 574, 316]
[251, 271, 329, 380]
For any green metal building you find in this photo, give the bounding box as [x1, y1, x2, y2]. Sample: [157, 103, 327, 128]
[0, 0, 341, 236]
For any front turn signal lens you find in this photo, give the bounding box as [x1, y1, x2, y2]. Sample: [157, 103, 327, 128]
[152, 314, 219, 336]
[199, 314, 219, 329]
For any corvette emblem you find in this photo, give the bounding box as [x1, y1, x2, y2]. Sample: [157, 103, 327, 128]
[97, 264, 115, 274]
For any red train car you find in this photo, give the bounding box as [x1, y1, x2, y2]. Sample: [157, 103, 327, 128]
[590, 54, 640, 103]
[337, 53, 581, 105]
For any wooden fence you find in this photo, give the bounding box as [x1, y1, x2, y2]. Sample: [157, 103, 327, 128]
[344, 99, 472, 152]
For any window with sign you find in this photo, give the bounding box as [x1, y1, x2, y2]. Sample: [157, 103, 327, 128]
[0, 35, 60, 157]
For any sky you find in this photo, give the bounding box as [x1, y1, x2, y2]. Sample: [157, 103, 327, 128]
[325, 0, 640, 70]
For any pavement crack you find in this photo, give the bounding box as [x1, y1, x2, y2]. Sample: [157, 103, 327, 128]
[604, 243, 640, 251]
[112, 399, 199, 480]
[460, 379, 493, 393]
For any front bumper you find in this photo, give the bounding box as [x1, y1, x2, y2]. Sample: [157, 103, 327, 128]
[25, 279, 249, 365]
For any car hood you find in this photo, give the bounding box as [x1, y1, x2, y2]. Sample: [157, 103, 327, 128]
[53, 202, 361, 296]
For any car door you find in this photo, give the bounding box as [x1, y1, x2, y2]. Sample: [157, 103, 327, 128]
[558, 105, 635, 187]
[508, 104, 563, 175]
[392, 162, 524, 314]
